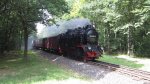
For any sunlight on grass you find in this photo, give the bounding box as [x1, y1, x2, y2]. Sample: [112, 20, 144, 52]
[32, 78, 90, 84]
[7, 58, 22, 62]
[98, 55, 144, 68]
[0, 51, 86, 84]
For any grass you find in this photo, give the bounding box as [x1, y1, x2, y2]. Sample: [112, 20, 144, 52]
[98, 55, 144, 68]
[0, 51, 86, 84]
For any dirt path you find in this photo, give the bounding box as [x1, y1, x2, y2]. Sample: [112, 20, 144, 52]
[117, 55, 150, 72]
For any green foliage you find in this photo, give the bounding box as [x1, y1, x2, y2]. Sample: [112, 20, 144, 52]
[115, 0, 150, 56]
[62, 0, 85, 19]
[65, 0, 150, 57]
[0, 0, 68, 56]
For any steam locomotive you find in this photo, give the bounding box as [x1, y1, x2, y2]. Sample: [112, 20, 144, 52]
[33, 19, 103, 61]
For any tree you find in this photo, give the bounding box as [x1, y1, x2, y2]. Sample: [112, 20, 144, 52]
[115, 0, 150, 56]
[62, 0, 85, 19]
[0, 0, 68, 60]
[66, 0, 150, 57]
[17, 0, 68, 60]
[80, 0, 118, 54]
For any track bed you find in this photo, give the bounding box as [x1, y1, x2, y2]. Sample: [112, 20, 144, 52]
[34, 50, 148, 84]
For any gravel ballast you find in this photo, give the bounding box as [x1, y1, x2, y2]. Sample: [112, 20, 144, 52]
[35, 50, 147, 84]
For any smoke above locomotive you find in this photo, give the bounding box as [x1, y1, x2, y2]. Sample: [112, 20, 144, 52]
[37, 18, 92, 38]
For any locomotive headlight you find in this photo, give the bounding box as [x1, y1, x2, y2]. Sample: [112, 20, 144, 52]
[88, 46, 92, 50]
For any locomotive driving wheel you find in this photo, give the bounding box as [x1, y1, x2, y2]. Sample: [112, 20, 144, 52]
[83, 57, 87, 62]
[63, 51, 68, 57]
[75, 48, 85, 61]
[91, 58, 96, 61]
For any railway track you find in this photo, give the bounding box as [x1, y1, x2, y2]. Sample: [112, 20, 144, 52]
[87, 61, 150, 82]
[36, 50, 150, 82]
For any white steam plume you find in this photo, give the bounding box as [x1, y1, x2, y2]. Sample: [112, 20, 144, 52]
[37, 18, 92, 38]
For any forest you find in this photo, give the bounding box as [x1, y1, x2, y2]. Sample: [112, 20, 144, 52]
[63, 0, 150, 57]
[0, 0, 150, 59]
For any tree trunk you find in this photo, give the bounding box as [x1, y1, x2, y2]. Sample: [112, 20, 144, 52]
[107, 27, 110, 54]
[127, 26, 132, 56]
[0, 47, 4, 55]
[23, 25, 28, 61]
[104, 28, 106, 52]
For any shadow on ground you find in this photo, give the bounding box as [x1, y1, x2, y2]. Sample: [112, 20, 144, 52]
[0, 52, 83, 84]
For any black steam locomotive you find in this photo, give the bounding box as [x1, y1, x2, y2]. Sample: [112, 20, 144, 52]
[33, 19, 102, 61]
[59, 25, 102, 60]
